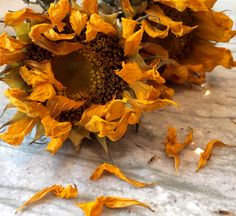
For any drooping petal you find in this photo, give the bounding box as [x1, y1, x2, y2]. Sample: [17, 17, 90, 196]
[0, 116, 38, 145]
[29, 23, 83, 55]
[69, 10, 88, 35]
[44, 29, 76, 41]
[76, 196, 152, 216]
[104, 99, 126, 122]
[115, 61, 142, 84]
[26, 83, 56, 102]
[46, 95, 86, 118]
[82, 0, 98, 15]
[48, 0, 71, 32]
[124, 27, 144, 56]
[16, 184, 78, 213]
[141, 67, 165, 84]
[121, 0, 135, 18]
[46, 136, 68, 154]
[121, 18, 137, 39]
[4, 8, 48, 26]
[0, 49, 25, 66]
[196, 140, 231, 172]
[90, 163, 153, 187]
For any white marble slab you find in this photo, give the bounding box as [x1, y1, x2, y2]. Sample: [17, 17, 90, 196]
[0, 0, 236, 215]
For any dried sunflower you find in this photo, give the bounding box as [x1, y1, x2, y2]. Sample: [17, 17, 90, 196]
[0, 0, 173, 155]
[115, 0, 236, 84]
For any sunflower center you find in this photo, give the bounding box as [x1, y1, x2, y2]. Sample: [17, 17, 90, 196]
[156, 3, 196, 60]
[52, 34, 127, 123]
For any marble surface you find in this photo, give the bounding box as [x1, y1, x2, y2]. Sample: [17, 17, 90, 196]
[0, 1, 236, 215]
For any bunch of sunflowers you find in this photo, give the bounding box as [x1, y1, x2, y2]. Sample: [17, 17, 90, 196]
[0, 0, 235, 155]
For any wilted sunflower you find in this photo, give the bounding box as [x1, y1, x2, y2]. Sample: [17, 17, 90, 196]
[0, 0, 174, 155]
[114, 0, 236, 84]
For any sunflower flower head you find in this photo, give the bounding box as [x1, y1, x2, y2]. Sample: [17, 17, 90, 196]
[116, 0, 236, 84]
[0, 0, 173, 155]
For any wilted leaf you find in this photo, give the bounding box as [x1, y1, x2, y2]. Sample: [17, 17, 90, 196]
[16, 184, 78, 212]
[76, 196, 153, 216]
[165, 127, 193, 172]
[196, 139, 234, 172]
[90, 163, 153, 188]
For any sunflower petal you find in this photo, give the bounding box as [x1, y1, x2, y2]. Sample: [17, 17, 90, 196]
[16, 184, 78, 213]
[0, 116, 37, 145]
[70, 10, 88, 35]
[76, 196, 152, 216]
[48, 0, 71, 32]
[124, 27, 144, 56]
[115, 61, 142, 84]
[121, 18, 137, 39]
[82, 0, 98, 15]
[90, 163, 152, 187]
[0, 32, 26, 51]
[141, 67, 165, 84]
[142, 20, 169, 39]
[105, 99, 126, 121]
[44, 29, 76, 41]
[121, 0, 135, 18]
[0, 49, 25, 66]
[196, 140, 231, 172]
[4, 8, 48, 26]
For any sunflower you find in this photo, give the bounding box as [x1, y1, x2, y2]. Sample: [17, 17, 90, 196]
[115, 0, 236, 84]
[0, 0, 174, 155]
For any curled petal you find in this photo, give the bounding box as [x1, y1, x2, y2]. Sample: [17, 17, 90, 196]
[141, 67, 165, 84]
[124, 27, 144, 56]
[70, 10, 88, 35]
[105, 99, 126, 122]
[86, 14, 117, 41]
[47, 95, 86, 118]
[121, 18, 137, 39]
[115, 61, 142, 84]
[90, 163, 153, 187]
[76, 196, 152, 216]
[48, 0, 71, 32]
[82, 0, 98, 15]
[0, 116, 38, 145]
[44, 29, 76, 41]
[16, 184, 78, 212]
[4, 8, 48, 26]
[29, 24, 83, 55]
[0, 49, 25, 66]
[121, 0, 135, 18]
[46, 136, 67, 154]
[142, 20, 169, 39]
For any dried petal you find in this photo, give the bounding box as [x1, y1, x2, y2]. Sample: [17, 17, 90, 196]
[82, 0, 98, 15]
[90, 163, 153, 187]
[16, 184, 78, 212]
[121, 18, 137, 39]
[76, 196, 153, 216]
[44, 29, 76, 41]
[70, 10, 88, 35]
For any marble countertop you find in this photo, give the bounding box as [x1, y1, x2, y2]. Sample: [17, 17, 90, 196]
[0, 1, 236, 215]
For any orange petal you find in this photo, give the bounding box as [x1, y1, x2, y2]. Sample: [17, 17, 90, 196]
[0, 116, 38, 145]
[0, 48, 25, 66]
[196, 140, 231, 172]
[46, 136, 67, 154]
[82, 0, 98, 15]
[76, 196, 152, 216]
[0, 32, 26, 51]
[70, 10, 88, 35]
[165, 127, 193, 172]
[4, 8, 48, 26]
[124, 27, 144, 56]
[16, 184, 78, 212]
[90, 162, 153, 187]
[29, 24, 83, 55]
[46, 95, 86, 118]
[104, 99, 126, 122]
[141, 67, 165, 84]
[121, 0, 135, 18]
[121, 18, 137, 39]
[142, 20, 169, 39]
[115, 61, 142, 84]
[26, 83, 56, 102]
[48, 0, 71, 32]
[44, 29, 76, 41]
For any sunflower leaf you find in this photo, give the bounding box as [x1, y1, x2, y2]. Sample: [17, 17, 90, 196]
[69, 126, 90, 150]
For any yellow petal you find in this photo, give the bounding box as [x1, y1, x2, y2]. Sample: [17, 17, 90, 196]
[104, 99, 126, 122]
[196, 140, 231, 172]
[48, 0, 71, 32]
[27, 83, 56, 102]
[47, 95, 86, 118]
[194, 11, 236, 42]
[121, 0, 135, 18]
[0, 116, 37, 145]
[165, 127, 193, 172]
[121, 18, 137, 39]
[44, 29, 76, 41]
[142, 42, 169, 59]
[141, 67, 165, 84]
[124, 27, 144, 56]
[46, 136, 67, 154]
[4, 8, 48, 26]
[82, 0, 98, 15]
[115, 61, 142, 84]
[29, 24, 83, 55]
[16, 184, 78, 212]
[0, 32, 26, 51]
[142, 20, 169, 39]
[76, 196, 152, 216]
[69, 10, 88, 35]
[86, 14, 117, 41]
[90, 163, 153, 187]
[0, 48, 25, 66]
